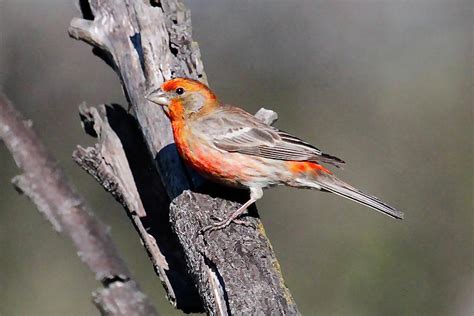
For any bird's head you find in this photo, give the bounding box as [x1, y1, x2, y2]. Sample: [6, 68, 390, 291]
[146, 78, 219, 121]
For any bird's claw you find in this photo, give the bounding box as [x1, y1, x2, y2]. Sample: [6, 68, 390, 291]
[210, 214, 223, 221]
[201, 222, 228, 233]
[201, 217, 254, 234]
[233, 218, 255, 228]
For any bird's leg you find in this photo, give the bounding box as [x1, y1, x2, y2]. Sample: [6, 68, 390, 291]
[202, 187, 263, 233]
[203, 199, 255, 232]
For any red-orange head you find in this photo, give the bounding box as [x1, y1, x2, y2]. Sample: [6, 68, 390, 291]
[146, 78, 219, 121]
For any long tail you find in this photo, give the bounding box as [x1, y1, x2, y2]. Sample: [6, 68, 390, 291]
[313, 172, 404, 220]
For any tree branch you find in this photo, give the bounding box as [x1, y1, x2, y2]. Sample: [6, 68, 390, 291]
[69, 0, 299, 314]
[73, 103, 202, 311]
[0, 94, 158, 316]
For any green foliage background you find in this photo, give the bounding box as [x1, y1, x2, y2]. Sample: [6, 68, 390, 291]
[0, 1, 472, 315]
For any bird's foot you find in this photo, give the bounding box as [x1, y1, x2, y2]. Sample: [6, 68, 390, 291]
[201, 197, 258, 233]
[201, 215, 253, 233]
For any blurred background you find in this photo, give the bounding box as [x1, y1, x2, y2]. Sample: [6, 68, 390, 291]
[0, 0, 472, 315]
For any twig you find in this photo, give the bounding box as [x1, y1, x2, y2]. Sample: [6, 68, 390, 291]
[0, 94, 158, 316]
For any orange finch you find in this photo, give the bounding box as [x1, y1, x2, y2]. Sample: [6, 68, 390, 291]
[147, 78, 403, 231]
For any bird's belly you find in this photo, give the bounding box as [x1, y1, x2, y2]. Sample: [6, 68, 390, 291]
[177, 141, 287, 189]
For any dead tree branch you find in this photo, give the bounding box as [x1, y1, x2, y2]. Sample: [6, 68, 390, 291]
[69, 0, 300, 314]
[0, 94, 158, 316]
[73, 103, 202, 311]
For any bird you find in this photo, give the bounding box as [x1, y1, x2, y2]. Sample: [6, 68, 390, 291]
[146, 78, 404, 232]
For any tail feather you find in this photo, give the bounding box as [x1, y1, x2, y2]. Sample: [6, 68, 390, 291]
[315, 175, 404, 220]
[317, 152, 346, 168]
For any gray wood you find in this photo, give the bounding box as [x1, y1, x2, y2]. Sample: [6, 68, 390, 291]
[73, 103, 202, 311]
[0, 94, 158, 316]
[69, 0, 300, 314]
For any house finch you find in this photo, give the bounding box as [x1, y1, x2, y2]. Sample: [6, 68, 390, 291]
[147, 78, 403, 231]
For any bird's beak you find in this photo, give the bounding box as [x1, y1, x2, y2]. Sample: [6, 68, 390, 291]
[145, 88, 170, 107]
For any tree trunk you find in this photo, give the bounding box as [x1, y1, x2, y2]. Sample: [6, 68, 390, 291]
[69, 1, 300, 314]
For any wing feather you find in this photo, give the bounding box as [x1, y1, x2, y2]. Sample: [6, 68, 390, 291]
[197, 105, 345, 167]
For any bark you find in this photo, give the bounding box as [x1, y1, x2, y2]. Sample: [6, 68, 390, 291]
[69, 0, 300, 314]
[73, 103, 201, 311]
[0, 94, 157, 316]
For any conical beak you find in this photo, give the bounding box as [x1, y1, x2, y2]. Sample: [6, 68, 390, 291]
[145, 88, 170, 106]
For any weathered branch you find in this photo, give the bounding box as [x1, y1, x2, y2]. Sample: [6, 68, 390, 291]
[73, 103, 202, 311]
[0, 94, 158, 315]
[69, 0, 299, 314]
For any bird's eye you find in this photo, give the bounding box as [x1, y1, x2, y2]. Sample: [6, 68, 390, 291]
[176, 87, 184, 95]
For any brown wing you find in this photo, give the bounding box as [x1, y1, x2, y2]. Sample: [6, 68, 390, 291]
[195, 105, 345, 167]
